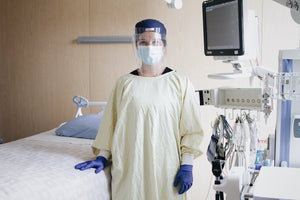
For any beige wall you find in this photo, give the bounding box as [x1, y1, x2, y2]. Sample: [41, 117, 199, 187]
[0, 0, 90, 142]
[1, 0, 299, 199]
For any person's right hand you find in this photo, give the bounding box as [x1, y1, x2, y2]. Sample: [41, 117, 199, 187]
[75, 156, 107, 174]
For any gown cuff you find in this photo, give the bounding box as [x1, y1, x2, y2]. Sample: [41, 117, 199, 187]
[181, 154, 194, 165]
[99, 149, 111, 160]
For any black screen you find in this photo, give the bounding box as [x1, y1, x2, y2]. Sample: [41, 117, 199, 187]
[203, 0, 244, 56]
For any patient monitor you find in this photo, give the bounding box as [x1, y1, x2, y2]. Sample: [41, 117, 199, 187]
[202, 0, 259, 79]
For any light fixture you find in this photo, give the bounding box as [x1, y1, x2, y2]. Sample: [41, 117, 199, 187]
[164, 0, 182, 10]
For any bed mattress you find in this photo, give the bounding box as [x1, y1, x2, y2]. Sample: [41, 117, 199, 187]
[0, 128, 111, 200]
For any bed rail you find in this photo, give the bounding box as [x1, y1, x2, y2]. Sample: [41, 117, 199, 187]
[73, 95, 107, 118]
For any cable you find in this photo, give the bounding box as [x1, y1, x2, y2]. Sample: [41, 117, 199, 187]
[208, 115, 234, 200]
[207, 115, 234, 171]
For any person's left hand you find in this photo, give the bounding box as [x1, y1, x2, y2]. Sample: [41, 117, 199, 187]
[174, 165, 193, 194]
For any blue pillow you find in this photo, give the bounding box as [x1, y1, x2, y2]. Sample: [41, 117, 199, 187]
[55, 114, 102, 139]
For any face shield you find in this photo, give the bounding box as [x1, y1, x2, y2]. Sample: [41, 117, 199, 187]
[133, 27, 167, 67]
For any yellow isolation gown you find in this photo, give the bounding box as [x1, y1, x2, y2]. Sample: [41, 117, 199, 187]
[92, 70, 203, 200]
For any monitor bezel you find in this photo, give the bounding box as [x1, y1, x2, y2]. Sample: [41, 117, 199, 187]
[202, 0, 244, 56]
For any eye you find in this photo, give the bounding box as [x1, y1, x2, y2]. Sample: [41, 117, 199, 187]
[152, 40, 163, 46]
[138, 40, 147, 46]
[152, 41, 158, 45]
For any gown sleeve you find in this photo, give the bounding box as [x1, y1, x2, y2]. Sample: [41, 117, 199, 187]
[91, 79, 122, 156]
[179, 77, 204, 159]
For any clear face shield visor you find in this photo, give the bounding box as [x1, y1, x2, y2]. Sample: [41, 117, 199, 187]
[133, 28, 167, 66]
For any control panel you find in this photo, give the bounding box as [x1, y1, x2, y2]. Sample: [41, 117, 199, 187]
[197, 88, 264, 110]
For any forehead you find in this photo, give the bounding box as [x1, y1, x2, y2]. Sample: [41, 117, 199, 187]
[138, 31, 162, 40]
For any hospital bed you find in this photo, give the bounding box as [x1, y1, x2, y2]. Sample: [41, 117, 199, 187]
[0, 96, 111, 200]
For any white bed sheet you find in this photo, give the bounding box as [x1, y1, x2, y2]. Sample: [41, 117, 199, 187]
[0, 128, 111, 200]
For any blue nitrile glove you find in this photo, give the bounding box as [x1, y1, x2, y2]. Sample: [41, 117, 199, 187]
[174, 165, 193, 194]
[75, 156, 107, 174]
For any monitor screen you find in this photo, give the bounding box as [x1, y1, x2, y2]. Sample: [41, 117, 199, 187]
[202, 0, 244, 56]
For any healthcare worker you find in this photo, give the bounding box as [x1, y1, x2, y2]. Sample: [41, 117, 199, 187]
[75, 19, 203, 200]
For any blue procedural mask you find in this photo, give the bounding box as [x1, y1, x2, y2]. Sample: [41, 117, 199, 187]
[137, 46, 164, 66]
